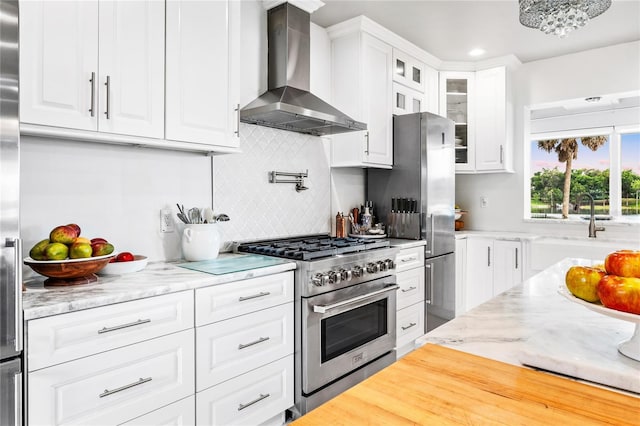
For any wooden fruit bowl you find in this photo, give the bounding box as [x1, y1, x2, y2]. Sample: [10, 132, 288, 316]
[24, 254, 115, 286]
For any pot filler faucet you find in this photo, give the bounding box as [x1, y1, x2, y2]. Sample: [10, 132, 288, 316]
[574, 193, 606, 238]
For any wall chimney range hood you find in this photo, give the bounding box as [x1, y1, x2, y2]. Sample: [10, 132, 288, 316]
[240, 2, 367, 136]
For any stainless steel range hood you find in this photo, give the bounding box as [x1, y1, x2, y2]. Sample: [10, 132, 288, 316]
[240, 3, 366, 136]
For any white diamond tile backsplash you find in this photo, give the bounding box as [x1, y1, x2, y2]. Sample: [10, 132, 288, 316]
[214, 124, 331, 249]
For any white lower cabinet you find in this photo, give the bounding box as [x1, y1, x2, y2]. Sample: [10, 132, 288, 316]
[196, 303, 294, 391]
[396, 302, 425, 357]
[28, 329, 195, 426]
[196, 355, 294, 426]
[120, 396, 195, 426]
[394, 245, 425, 358]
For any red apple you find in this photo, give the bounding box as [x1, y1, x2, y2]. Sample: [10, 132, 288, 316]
[597, 275, 640, 315]
[565, 266, 606, 302]
[66, 223, 81, 238]
[115, 252, 134, 262]
[605, 250, 640, 278]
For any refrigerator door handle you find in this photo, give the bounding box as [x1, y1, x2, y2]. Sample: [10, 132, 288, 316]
[6, 237, 22, 352]
[14, 371, 22, 426]
[425, 214, 434, 255]
[425, 263, 434, 304]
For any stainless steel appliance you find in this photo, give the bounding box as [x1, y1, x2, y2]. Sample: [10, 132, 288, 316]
[0, 1, 23, 424]
[367, 112, 456, 332]
[236, 235, 398, 417]
[240, 2, 366, 136]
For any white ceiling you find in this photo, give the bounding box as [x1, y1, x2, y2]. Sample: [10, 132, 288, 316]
[310, 0, 640, 63]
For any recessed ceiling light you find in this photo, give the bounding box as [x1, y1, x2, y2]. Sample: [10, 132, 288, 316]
[585, 96, 602, 103]
[468, 48, 486, 57]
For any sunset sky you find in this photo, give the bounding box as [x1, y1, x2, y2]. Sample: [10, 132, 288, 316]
[530, 133, 640, 174]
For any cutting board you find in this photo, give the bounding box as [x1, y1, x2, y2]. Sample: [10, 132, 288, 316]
[177, 254, 291, 275]
[518, 319, 640, 394]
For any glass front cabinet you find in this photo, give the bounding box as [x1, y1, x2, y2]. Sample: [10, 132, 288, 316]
[440, 71, 475, 172]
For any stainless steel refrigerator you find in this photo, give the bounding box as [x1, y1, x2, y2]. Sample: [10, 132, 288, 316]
[0, 1, 23, 424]
[367, 112, 455, 332]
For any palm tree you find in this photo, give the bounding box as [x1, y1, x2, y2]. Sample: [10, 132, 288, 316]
[537, 136, 607, 218]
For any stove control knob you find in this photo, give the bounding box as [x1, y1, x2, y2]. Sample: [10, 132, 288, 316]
[312, 273, 330, 286]
[377, 260, 387, 272]
[339, 268, 353, 281]
[366, 262, 380, 273]
[384, 258, 395, 270]
[352, 265, 364, 278]
[328, 271, 341, 284]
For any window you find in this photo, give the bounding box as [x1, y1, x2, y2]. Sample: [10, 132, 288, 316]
[529, 129, 639, 221]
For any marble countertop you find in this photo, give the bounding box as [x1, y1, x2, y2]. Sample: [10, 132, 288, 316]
[417, 257, 640, 395]
[23, 253, 296, 320]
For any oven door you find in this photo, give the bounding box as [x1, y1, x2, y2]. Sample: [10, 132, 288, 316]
[302, 276, 398, 394]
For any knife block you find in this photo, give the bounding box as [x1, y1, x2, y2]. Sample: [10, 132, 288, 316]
[386, 212, 420, 239]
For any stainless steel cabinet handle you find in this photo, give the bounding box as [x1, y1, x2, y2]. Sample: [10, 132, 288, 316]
[98, 318, 150, 334]
[238, 291, 270, 302]
[500, 145, 504, 164]
[238, 393, 270, 411]
[234, 103, 240, 136]
[6, 238, 22, 352]
[401, 322, 417, 331]
[99, 377, 152, 398]
[89, 71, 96, 117]
[238, 336, 270, 350]
[400, 256, 417, 263]
[487, 246, 491, 267]
[515, 247, 519, 269]
[425, 263, 434, 304]
[104, 75, 111, 119]
[364, 131, 370, 155]
[401, 286, 417, 293]
[313, 285, 399, 314]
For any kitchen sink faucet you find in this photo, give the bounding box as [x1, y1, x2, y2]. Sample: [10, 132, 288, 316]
[574, 193, 606, 238]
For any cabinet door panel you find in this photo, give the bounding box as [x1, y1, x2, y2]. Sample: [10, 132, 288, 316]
[493, 240, 522, 295]
[121, 396, 194, 426]
[396, 267, 425, 310]
[465, 238, 493, 311]
[98, 0, 164, 138]
[475, 67, 506, 171]
[19, 1, 98, 130]
[396, 302, 425, 352]
[165, 0, 240, 147]
[362, 34, 393, 166]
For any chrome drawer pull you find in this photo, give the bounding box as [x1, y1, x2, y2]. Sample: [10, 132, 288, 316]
[98, 318, 151, 334]
[104, 75, 111, 119]
[401, 286, 417, 293]
[89, 71, 96, 117]
[99, 377, 152, 398]
[238, 291, 270, 302]
[401, 322, 417, 331]
[400, 256, 416, 263]
[238, 393, 270, 411]
[238, 336, 270, 350]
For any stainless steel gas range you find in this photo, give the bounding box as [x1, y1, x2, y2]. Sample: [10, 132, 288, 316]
[236, 235, 399, 417]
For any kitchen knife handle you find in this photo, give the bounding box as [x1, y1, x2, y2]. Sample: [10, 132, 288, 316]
[104, 75, 111, 119]
[89, 71, 96, 117]
[425, 263, 434, 304]
[234, 103, 240, 136]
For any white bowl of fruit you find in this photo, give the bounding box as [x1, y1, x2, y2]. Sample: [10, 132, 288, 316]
[97, 252, 148, 275]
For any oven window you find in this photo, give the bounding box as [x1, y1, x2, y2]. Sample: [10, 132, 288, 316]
[321, 299, 388, 363]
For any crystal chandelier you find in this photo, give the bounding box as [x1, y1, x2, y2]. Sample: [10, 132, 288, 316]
[519, 0, 612, 38]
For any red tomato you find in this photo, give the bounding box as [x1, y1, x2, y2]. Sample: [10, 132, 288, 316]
[115, 252, 135, 262]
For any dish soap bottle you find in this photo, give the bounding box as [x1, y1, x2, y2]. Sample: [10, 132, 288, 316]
[361, 207, 372, 233]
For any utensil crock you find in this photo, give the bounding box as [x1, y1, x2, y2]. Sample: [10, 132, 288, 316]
[181, 224, 220, 261]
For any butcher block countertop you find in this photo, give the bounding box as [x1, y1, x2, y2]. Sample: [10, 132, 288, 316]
[292, 343, 639, 425]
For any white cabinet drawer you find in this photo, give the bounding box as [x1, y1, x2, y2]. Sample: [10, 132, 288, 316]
[29, 329, 195, 426]
[28, 291, 194, 371]
[196, 303, 294, 391]
[396, 267, 425, 310]
[195, 272, 293, 326]
[196, 355, 293, 426]
[395, 246, 424, 272]
[396, 302, 425, 350]
[120, 395, 194, 426]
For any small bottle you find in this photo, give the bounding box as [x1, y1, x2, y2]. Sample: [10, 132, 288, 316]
[361, 207, 372, 233]
[336, 212, 345, 238]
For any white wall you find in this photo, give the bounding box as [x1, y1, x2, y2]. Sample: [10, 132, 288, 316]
[456, 41, 640, 241]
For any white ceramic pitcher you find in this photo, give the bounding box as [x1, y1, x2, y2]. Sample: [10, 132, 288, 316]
[181, 224, 220, 261]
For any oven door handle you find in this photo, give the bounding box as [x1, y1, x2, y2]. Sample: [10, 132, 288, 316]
[313, 285, 399, 314]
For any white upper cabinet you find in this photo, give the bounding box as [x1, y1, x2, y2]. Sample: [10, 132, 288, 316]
[393, 82, 425, 116]
[441, 66, 512, 174]
[330, 31, 393, 168]
[392, 48, 426, 93]
[20, 0, 165, 139]
[20, 1, 99, 131]
[165, 0, 240, 149]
